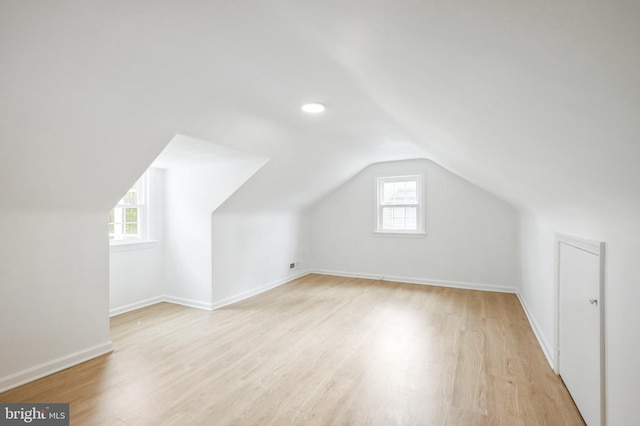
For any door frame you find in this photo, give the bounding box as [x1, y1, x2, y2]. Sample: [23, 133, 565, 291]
[554, 232, 606, 425]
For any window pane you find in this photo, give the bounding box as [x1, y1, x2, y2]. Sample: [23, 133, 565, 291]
[392, 207, 407, 229]
[109, 172, 148, 242]
[382, 207, 392, 228]
[382, 179, 418, 205]
[383, 182, 395, 203]
[378, 176, 421, 232]
[405, 207, 417, 230]
[111, 222, 123, 239]
[121, 184, 138, 204]
[110, 208, 124, 224]
[125, 208, 138, 223]
[404, 181, 417, 203]
[381, 206, 417, 231]
[125, 223, 138, 237]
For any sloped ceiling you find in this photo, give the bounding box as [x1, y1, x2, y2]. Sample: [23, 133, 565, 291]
[1, 1, 638, 216]
[151, 134, 269, 171]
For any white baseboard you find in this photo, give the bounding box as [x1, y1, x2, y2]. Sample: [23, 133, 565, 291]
[110, 296, 165, 317]
[516, 292, 554, 368]
[163, 295, 213, 311]
[110, 271, 314, 315]
[0, 341, 113, 394]
[313, 269, 382, 281]
[211, 269, 312, 310]
[312, 269, 518, 294]
[111, 295, 213, 315]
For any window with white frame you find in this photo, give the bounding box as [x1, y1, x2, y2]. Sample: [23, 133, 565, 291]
[109, 172, 148, 242]
[376, 175, 423, 233]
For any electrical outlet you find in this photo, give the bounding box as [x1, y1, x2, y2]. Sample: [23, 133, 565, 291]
[289, 262, 296, 270]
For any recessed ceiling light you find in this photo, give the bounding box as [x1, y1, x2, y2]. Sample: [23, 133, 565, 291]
[302, 102, 325, 113]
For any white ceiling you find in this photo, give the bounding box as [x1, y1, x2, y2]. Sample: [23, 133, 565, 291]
[150, 134, 268, 170]
[1, 1, 639, 215]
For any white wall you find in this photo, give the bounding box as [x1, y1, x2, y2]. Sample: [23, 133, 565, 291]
[519, 205, 640, 425]
[163, 157, 267, 307]
[0, 209, 112, 391]
[517, 211, 556, 358]
[211, 210, 310, 307]
[109, 168, 165, 315]
[109, 136, 270, 313]
[109, 245, 164, 313]
[310, 159, 519, 290]
[163, 165, 215, 306]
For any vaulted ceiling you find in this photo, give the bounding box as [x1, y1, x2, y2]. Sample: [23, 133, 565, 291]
[1, 0, 638, 217]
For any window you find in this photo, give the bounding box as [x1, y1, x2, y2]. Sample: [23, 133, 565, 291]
[376, 175, 424, 234]
[109, 172, 148, 242]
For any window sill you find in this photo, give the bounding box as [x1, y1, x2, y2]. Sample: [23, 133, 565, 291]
[373, 231, 427, 239]
[109, 240, 158, 252]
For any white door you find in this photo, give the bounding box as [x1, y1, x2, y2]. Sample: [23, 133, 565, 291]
[557, 236, 605, 425]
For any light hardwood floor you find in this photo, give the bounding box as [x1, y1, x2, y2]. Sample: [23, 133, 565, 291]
[1, 274, 584, 425]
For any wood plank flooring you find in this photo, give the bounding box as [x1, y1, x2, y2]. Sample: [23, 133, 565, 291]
[0, 274, 585, 425]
